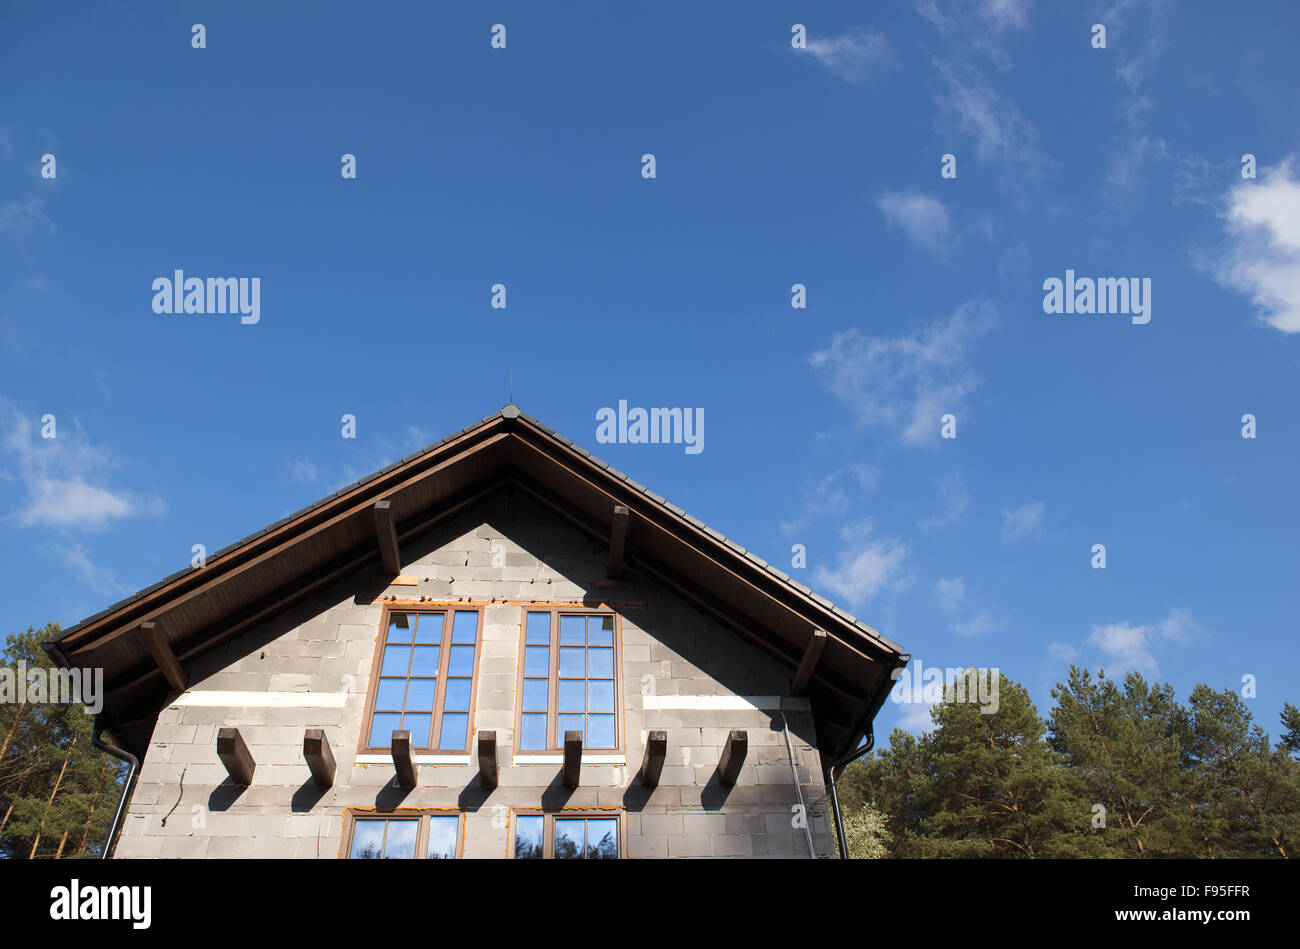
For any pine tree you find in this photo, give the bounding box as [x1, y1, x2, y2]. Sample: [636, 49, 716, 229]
[0, 623, 126, 859]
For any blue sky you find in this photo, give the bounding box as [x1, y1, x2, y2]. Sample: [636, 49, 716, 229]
[2, 1, 1297, 743]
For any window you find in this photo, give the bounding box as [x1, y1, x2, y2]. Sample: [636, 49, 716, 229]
[518, 610, 619, 751]
[344, 812, 461, 859]
[362, 608, 481, 753]
[512, 812, 621, 859]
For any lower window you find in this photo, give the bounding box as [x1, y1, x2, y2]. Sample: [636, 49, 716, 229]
[513, 812, 620, 859]
[344, 811, 461, 859]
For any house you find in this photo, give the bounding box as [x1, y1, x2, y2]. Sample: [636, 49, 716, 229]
[43, 406, 908, 859]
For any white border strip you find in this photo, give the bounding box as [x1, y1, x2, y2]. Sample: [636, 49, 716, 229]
[641, 695, 809, 711]
[171, 691, 347, 709]
[517, 754, 626, 765]
[355, 754, 471, 766]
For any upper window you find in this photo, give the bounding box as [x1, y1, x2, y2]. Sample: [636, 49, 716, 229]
[345, 813, 460, 859]
[363, 608, 480, 752]
[518, 610, 619, 751]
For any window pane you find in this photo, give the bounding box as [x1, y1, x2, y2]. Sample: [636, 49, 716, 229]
[410, 645, 440, 676]
[375, 678, 406, 711]
[522, 678, 549, 712]
[589, 615, 614, 646]
[559, 647, 585, 677]
[587, 715, 616, 748]
[381, 645, 410, 677]
[443, 677, 471, 712]
[526, 612, 551, 644]
[438, 712, 468, 750]
[451, 611, 479, 644]
[587, 819, 618, 859]
[520, 713, 547, 750]
[558, 679, 585, 713]
[558, 714, 584, 743]
[403, 712, 432, 748]
[349, 820, 385, 859]
[427, 816, 458, 859]
[524, 645, 549, 678]
[588, 679, 615, 714]
[415, 613, 444, 643]
[588, 647, 614, 678]
[447, 644, 475, 677]
[405, 678, 437, 712]
[554, 819, 583, 859]
[514, 816, 544, 859]
[386, 614, 412, 644]
[384, 820, 418, 859]
[369, 712, 401, 747]
[560, 615, 585, 645]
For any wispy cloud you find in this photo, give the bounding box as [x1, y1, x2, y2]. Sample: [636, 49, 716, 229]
[1083, 607, 1198, 677]
[813, 519, 908, 609]
[876, 191, 953, 256]
[809, 301, 997, 446]
[0, 404, 166, 530]
[799, 29, 899, 82]
[1000, 500, 1044, 541]
[934, 576, 966, 613]
[780, 463, 881, 536]
[919, 470, 969, 530]
[51, 543, 132, 598]
[1203, 158, 1300, 334]
[286, 458, 321, 484]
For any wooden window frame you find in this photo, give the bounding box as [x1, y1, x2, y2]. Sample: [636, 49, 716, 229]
[508, 808, 625, 859]
[512, 605, 623, 755]
[339, 808, 464, 859]
[358, 604, 484, 756]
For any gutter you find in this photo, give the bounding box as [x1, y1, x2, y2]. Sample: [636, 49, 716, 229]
[91, 716, 138, 860]
[826, 653, 909, 859]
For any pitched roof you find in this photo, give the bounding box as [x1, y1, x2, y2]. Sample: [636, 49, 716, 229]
[46, 405, 908, 759]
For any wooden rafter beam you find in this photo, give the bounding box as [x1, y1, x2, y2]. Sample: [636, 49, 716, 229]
[478, 730, 498, 790]
[303, 728, 336, 789]
[562, 730, 582, 788]
[217, 727, 255, 787]
[373, 499, 400, 574]
[791, 630, 828, 697]
[606, 504, 629, 579]
[641, 730, 667, 788]
[138, 621, 188, 692]
[392, 730, 417, 788]
[718, 730, 747, 788]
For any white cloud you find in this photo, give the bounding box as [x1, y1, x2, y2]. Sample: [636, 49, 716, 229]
[780, 464, 880, 535]
[52, 543, 131, 598]
[932, 60, 1047, 181]
[0, 405, 166, 530]
[876, 191, 953, 256]
[919, 0, 1032, 34]
[800, 29, 899, 82]
[895, 698, 939, 734]
[1083, 607, 1198, 677]
[809, 301, 997, 446]
[934, 576, 965, 613]
[1207, 159, 1300, 334]
[0, 196, 55, 242]
[952, 610, 1000, 637]
[919, 470, 969, 530]
[1000, 500, 1044, 541]
[286, 458, 320, 484]
[813, 520, 908, 609]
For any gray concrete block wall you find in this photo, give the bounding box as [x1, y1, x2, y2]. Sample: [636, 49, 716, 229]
[115, 488, 836, 859]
